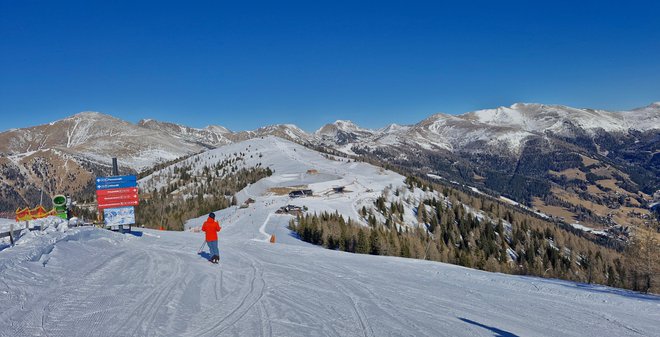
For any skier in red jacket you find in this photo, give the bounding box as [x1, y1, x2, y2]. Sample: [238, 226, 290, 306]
[202, 213, 221, 263]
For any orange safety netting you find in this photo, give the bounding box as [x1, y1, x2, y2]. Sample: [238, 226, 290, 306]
[15, 205, 57, 222]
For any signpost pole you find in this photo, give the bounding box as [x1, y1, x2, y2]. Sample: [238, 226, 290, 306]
[112, 158, 119, 176]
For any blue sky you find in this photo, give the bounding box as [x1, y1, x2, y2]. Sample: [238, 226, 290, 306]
[1, 0, 659, 132]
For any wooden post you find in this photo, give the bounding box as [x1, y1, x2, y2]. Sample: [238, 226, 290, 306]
[9, 223, 14, 246]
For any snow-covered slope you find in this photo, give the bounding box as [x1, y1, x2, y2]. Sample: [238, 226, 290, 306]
[141, 136, 404, 224]
[140, 136, 505, 233]
[1, 197, 658, 336]
[407, 112, 533, 151]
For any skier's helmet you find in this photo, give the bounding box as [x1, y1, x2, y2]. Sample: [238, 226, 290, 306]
[209, 212, 216, 219]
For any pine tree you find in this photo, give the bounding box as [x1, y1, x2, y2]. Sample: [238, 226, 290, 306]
[417, 201, 427, 225]
[370, 229, 381, 255]
[356, 229, 370, 254]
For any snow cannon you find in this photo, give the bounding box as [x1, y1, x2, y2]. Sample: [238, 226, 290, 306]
[52, 195, 68, 220]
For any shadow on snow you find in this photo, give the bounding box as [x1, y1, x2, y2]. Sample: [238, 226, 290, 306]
[459, 318, 519, 337]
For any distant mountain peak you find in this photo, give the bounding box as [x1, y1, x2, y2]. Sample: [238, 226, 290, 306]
[333, 119, 357, 126]
[379, 123, 409, 133]
[204, 125, 232, 134]
[514, 102, 570, 108]
[332, 119, 368, 132]
[257, 123, 304, 131]
[72, 111, 104, 116]
[509, 102, 539, 109]
[67, 111, 116, 121]
[424, 112, 455, 121]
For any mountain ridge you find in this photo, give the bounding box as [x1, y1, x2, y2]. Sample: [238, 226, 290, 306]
[1, 102, 658, 228]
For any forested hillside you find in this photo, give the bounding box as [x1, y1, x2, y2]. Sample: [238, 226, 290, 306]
[290, 175, 659, 293]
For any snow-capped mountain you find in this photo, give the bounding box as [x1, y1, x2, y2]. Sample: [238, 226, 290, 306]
[315, 112, 535, 154]
[465, 103, 629, 134]
[138, 119, 233, 148]
[315, 120, 376, 145]
[0, 112, 207, 210]
[0, 114, 318, 211]
[378, 123, 409, 134]
[325, 102, 660, 154]
[0, 112, 206, 170]
[404, 113, 532, 152]
[232, 124, 313, 144]
[139, 119, 314, 146]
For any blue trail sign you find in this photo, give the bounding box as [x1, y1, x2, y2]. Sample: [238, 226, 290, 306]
[96, 175, 137, 184]
[96, 175, 138, 190]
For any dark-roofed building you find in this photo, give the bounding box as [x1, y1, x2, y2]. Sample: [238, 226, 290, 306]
[289, 189, 313, 198]
[276, 205, 304, 216]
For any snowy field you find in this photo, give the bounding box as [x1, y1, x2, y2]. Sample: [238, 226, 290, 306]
[0, 217, 66, 250]
[1, 208, 658, 337]
[1, 138, 659, 336]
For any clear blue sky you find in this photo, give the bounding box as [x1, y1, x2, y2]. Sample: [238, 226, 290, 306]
[1, 0, 659, 132]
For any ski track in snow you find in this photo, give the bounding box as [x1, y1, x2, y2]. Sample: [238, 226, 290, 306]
[1, 137, 659, 337]
[1, 211, 658, 337]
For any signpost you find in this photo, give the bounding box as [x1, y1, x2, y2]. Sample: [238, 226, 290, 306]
[96, 175, 138, 191]
[103, 206, 136, 228]
[96, 175, 137, 184]
[96, 174, 138, 231]
[96, 187, 138, 196]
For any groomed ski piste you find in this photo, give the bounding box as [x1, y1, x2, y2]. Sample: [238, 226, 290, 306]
[1, 137, 658, 337]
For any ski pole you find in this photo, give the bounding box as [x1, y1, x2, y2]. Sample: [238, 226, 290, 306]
[198, 240, 206, 254]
